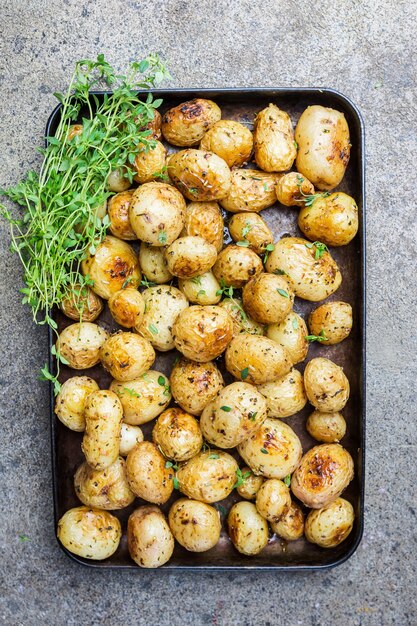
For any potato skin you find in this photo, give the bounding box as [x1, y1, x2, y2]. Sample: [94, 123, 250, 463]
[304, 497, 354, 547]
[219, 297, 265, 337]
[173, 305, 233, 362]
[139, 108, 162, 140]
[60, 284, 103, 322]
[271, 501, 305, 541]
[110, 370, 171, 425]
[178, 271, 221, 305]
[177, 450, 238, 503]
[82, 390, 123, 470]
[74, 457, 135, 510]
[255, 479, 291, 522]
[236, 467, 264, 500]
[137, 285, 189, 351]
[275, 172, 315, 207]
[304, 357, 350, 412]
[228, 212, 274, 255]
[227, 501, 269, 556]
[128, 506, 174, 568]
[295, 105, 351, 190]
[254, 104, 296, 172]
[165, 236, 217, 278]
[199, 120, 253, 167]
[265, 236, 342, 301]
[306, 410, 347, 443]
[257, 369, 307, 418]
[213, 245, 263, 288]
[169, 358, 224, 416]
[220, 169, 279, 213]
[126, 441, 174, 504]
[133, 140, 166, 184]
[168, 498, 221, 552]
[225, 334, 292, 385]
[308, 301, 353, 345]
[168, 149, 231, 201]
[242, 273, 294, 325]
[291, 443, 354, 509]
[298, 192, 358, 247]
[54, 376, 99, 432]
[267, 312, 309, 365]
[57, 506, 121, 560]
[237, 417, 302, 479]
[108, 288, 145, 329]
[162, 98, 221, 147]
[107, 190, 137, 240]
[100, 332, 155, 382]
[181, 201, 224, 252]
[107, 167, 131, 192]
[139, 243, 173, 284]
[56, 323, 109, 370]
[119, 423, 144, 456]
[153, 407, 203, 462]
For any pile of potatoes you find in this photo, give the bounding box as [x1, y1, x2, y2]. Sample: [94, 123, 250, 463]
[55, 98, 358, 567]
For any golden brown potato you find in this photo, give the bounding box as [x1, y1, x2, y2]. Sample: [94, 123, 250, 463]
[275, 171, 315, 207]
[126, 441, 174, 504]
[255, 478, 291, 522]
[137, 108, 162, 139]
[178, 271, 221, 305]
[212, 245, 263, 288]
[57, 506, 121, 560]
[60, 284, 103, 322]
[81, 236, 141, 299]
[219, 297, 265, 337]
[219, 169, 279, 213]
[304, 497, 354, 547]
[298, 192, 359, 247]
[242, 273, 294, 325]
[100, 332, 155, 382]
[108, 288, 145, 329]
[129, 182, 186, 246]
[128, 506, 174, 568]
[133, 140, 166, 184]
[165, 236, 217, 278]
[54, 376, 99, 432]
[107, 190, 137, 240]
[236, 467, 264, 500]
[67, 123, 83, 141]
[169, 358, 224, 416]
[228, 212, 274, 255]
[271, 501, 305, 541]
[304, 357, 350, 412]
[162, 98, 221, 146]
[237, 417, 302, 479]
[119, 423, 144, 456]
[265, 236, 342, 301]
[169, 498, 221, 552]
[267, 312, 309, 365]
[107, 167, 131, 192]
[177, 450, 238, 503]
[110, 370, 171, 425]
[225, 334, 292, 385]
[74, 457, 135, 510]
[56, 323, 109, 370]
[308, 301, 353, 345]
[295, 105, 351, 190]
[227, 501, 269, 556]
[139, 243, 173, 284]
[180, 201, 224, 252]
[199, 120, 253, 167]
[291, 443, 354, 509]
[137, 285, 189, 351]
[82, 390, 123, 470]
[257, 369, 307, 418]
[306, 410, 347, 443]
[168, 149, 231, 201]
[254, 103, 297, 172]
[173, 305, 233, 362]
[153, 407, 203, 462]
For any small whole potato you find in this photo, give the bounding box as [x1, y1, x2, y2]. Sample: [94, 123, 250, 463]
[225, 334, 292, 385]
[177, 450, 238, 503]
[220, 169, 279, 213]
[304, 357, 350, 412]
[213, 245, 263, 288]
[67, 123, 83, 140]
[199, 120, 253, 167]
[162, 98, 221, 146]
[180, 201, 224, 252]
[170, 358, 224, 416]
[200, 382, 268, 448]
[153, 407, 203, 462]
[60, 284, 103, 322]
[265, 236, 342, 301]
[139, 243, 173, 284]
[236, 467, 264, 500]
[275, 172, 315, 207]
[169, 498, 221, 552]
[108, 288, 145, 329]
[82, 390, 123, 470]
[227, 501, 269, 556]
[306, 410, 347, 443]
[81, 236, 141, 300]
[100, 332, 155, 381]
[291, 443, 354, 509]
[128, 506, 174, 568]
[56, 322, 109, 370]
[178, 271, 221, 305]
[254, 103, 297, 172]
[107, 167, 131, 192]
[168, 149, 231, 201]
[295, 105, 351, 190]
[137, 285, 189, 351]
[74, 457, 135, 510]
[255, 479, 291, 522]
[126, 441, 174, 504]
[242, 273, 294, 325]
[257, 369, 307, 418]
[237, 417, 302, 479]
[133, 140, 166, 184]
[305, 497, 355, 548]
[165, 236, 217, 278]
[129, 182, 186, 247]
[308, 301, 353, 345]
[119, 423, 144, 455]
[298, 192, 359, 247]
[57, 506, 121, 560]
[54, 376, 99, 432]
[110, 370, 171, 425]
[173, 305, 233, 362]
[228, 212, 274, 255]
[266, 312, 309, 365]
[219, 297, 265, 337]
[107, 190, 137, 240]
[271, 501, 305, 541]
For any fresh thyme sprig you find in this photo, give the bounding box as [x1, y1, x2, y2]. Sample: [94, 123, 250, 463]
[296, 174, 330, 207]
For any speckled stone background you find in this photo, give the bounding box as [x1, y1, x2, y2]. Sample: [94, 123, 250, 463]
[0, 1, 416, 625]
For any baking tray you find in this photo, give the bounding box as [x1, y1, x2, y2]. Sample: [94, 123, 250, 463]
[46, 88, 366, 570]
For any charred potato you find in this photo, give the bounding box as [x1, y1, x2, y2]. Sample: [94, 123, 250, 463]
[139, 243, 173, 284]
[242, 273, 294, 325]
[199, 120, 253, 167]
[126, 441, 174, 504]
[267, 312, 309, 365]
[108, 288, 145, 329]
[227, 501, 269, 556]
[74, 457, 135, 510]
[180, 201, 224, 252]
[169, 498, 221, 552]
[119, 423, 144, 455]
[54, 376, 99, 432]
[60, 284, 103, 322]
[257, 368, 307, 418]
[100, 332, 155, 382]
[162, 98, 221, 146]
[128, 506, 174, 568]
[219, 169, 279, 213]
[236, 467, 264, 500]
[225, 334, 292, 385]
[212, 245, 263, 288]
[305, 497, 355, 547]
[271, 501, 305, 541]
[255, 478, 291, 522]
[153, 407, 203, 462]
[56, 322, 109, 370]
[228, 212, 274, 255]
[219, 297, 265, 337]
[298, 192, 358, 246]
[110, 370, 171, 425]
[306, 410, 347, 443]
[57, 506, 121, 560]
[82, 390, 123, 470]
[133, 140, 166, 184]
[168, 149, 231, 201]
[137, 285, 189, 351]
[177, 450, 238, 503]
[275, 172, 315, 207]
[107, 190, 137, 240]
[304, 357, 350, 412]
[169, 358, 224, 416]
[254, 103, 296, 172]
[165, 236, 217, 278]
[178, 271, 221, 305]
[308, 301, 353, 345]
[173, 305, 233, 362]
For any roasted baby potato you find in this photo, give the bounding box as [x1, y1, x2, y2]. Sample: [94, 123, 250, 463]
[199, 120, 253, 167]
[54, 376, 99, 432]
[60, 284, 103, 322]
[119, 423, 144, 456]
[266, 312, 309, 365]
[257, 368, 307, 418]
[128, 506, 174, 568]
[178, 271, 221, 305]
[153, 407, 203, 462]
[108, 288, 145, 329]
[107, 167, 131, 192]
[228, 212, 274, 255]
[133, 140, 166, 184]
[82, 390, 123, 470]
[57, 506, 121, 560]
[219, 297, 265, 337]
[165, 236, 217, 278]
[304, 357, 350, 412]
[254, 103, 297, 172]
[110, 370, 171, 425]
[169, 498, 221, 552]
[306, 410, 347, 443]
[236, 467, 264, 500]
[162, 98, 221, 146]
[308, 301, 353, 345]
[74, 457, 135, 510]
[180, 201, 224, 252]
[177, 450, 238, 503]
[291, 443, 354, 509]
[271, 501, 305, 541]
[139, 108, 162, 139]
[298, 192, 359, 246]
[227, 501, 269, 556]
[139, 243, 173, 284]
[212, 245, 263, 288]
[56, 322, 109, 370]
[100, 332, 155, 381]
[107, 190, 137, 240]
[255, 478, 291, 522]
[237, 417, 302, 479]
[168, 149, 231, 201]
[295, 105, 351, 190]
[275, 171, 315, 207]
[219, 169, 279, 213]
[225, 334, 292, 385]
[169, 357, 224, 416]
[265, 236, 342, 301]
[304, 497, 355, 547]
[137, 285, 189, 351]
[173, 305, 233, 362]
[242, 273, 294, 325]
[126, 441, 174, 504]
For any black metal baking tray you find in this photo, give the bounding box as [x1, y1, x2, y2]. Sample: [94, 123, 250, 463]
[46, 88, 365, 570]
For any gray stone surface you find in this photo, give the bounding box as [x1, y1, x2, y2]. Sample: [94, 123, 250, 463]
[0, 1, 416, 624]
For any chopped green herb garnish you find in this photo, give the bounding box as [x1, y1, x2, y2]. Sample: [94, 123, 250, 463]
[276, 288, 289, 298]
[148, 323, 159, 335]
[305, 329, 328, 343]
[305, 241, 329, 259]
[260, 447, 269, 454]
[240, 367, 249, 381]
[283, 474, 291, 487]
[220, 406, 232, 412]
[233, 468, 252, 489]
[236, 240, 250, 247]
[209, 454, 220, 459]
[292, 316, 299, 330]
[122, 387, 141, 398]
[248, 411, 257, 421]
